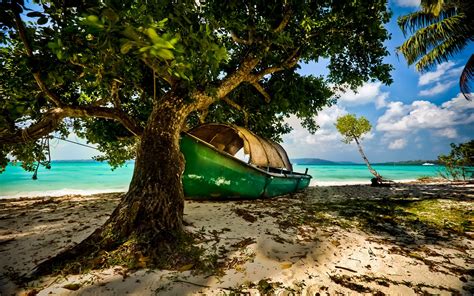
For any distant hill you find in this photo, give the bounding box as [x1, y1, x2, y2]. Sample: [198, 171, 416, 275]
[292, 158, 358, 165]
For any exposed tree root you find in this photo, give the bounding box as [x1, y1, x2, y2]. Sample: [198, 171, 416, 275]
[30, 226, 204, 280]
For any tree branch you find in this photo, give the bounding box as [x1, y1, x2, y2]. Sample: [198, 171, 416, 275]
[70, 106, 143, 136]
[273, 7, 292, 33]
[0, 106, 143, 145]
[111, 79, 122, 108]
[0, 108, 65, 145]
[222, 97, 249, 126]
[216, 55, 260, 100]
[188, 54, 260, 114]
[230, 3, 257, 46]
[230, 31, 253, 45]
[198, 109, 208, 124]
[141, 58, 175, 87]
[253, 48, 300, 79]
[13, 11, 63, 107]
[249, 81, 271, 103]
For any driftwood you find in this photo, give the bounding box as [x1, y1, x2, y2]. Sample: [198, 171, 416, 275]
[370, 178, 394, 187]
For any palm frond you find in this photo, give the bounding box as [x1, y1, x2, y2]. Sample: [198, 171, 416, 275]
[398, 13, 469, 66]
[460, 54, 474, 100]
[415, 36, 468, 70]
[397, 9, 455, 35]
[420, 0, 445, 16]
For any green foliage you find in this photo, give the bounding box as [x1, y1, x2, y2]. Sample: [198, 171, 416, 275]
[335, 114, 372, 143]
[438, 140, 474, 180]
[398, 0, 473, 71]
[398, 0, 473, 99]
[0, 0, 392, 171]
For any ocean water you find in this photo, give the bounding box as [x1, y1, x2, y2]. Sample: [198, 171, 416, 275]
[0, 161, 443, 198]
[295, 164, 442, 183]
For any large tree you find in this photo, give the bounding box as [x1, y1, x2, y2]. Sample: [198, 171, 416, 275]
[0, 0, 392, 273]
[397, 0, 474, 99]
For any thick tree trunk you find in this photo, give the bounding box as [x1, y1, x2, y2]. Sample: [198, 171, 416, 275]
[354, 137, 381, 180]
[106, 96, 191, 238]
[33, 94, 197, 276]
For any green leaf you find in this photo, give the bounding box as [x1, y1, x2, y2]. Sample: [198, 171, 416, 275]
[26, 12, 43, 18]
[138, 46, 151, 53]
[47, 41, 58, 50]
[146, 28, 160, 44]
[84, 15, 104, 29]
[157, 18, 168, 27]
[120, 42, 134, 54]
[122, 26, 140, 41]
[87, 15, 99, 23]
[37, 17, 48, 25]
[156, 49, 174, 60]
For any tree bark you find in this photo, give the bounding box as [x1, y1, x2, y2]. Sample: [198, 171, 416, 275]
[105, 95, 190, 237]
[32, 93, 196, 275]
[354, 137, 381, 180]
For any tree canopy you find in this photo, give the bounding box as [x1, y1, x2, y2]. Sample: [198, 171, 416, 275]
[335, 114, 372, 143]
[1, 0, 392, 170]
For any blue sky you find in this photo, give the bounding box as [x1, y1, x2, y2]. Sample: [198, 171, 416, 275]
[51, 0, 473, 162]
[282, 0, 474, 162]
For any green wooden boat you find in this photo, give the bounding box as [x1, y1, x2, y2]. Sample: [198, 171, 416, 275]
[181, 124, 311, 199]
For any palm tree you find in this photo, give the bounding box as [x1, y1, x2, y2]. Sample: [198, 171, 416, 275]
[398, 0, 474, 100]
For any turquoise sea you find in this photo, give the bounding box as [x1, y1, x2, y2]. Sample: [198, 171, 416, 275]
[0, 160, 443, 198]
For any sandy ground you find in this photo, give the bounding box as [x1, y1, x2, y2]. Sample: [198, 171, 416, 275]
[0, 182, 472, 295]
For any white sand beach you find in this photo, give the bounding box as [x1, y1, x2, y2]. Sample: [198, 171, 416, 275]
[0, 182, 472, 295]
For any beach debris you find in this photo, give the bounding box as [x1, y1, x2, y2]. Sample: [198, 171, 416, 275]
[335, 265, 357, 273]
[280, 262, 293, 269]
[62, 283, 82, 290]
[328, 274, 373, 293]
[368, 247, 375, 257]
[232, 208, 257, 223]
[231, 237, 256, 249]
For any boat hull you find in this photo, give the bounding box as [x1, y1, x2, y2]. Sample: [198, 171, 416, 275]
[180, 133, 311, 199]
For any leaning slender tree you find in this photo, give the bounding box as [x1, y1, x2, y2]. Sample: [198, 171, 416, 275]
[0, 0, 392, 273]
[335, 114, 382, 181]
[397, 0, 474, 100]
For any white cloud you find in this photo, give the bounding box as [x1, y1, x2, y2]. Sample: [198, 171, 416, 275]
[337, 82, 389, 109]
[434, 128, 458, 139]
[375, 92, 389, 109]
[388, 138, 407, 150]
[418, 62, 462, 86]
[376, 93, 474, 139]
[395, 0, 420, 7]
[417, 61, 463, 96]
[282, 105, 351, 157]
[441, 92, 474, 110]
[419, 81, 456, 96]
[314, 104, 347, 128]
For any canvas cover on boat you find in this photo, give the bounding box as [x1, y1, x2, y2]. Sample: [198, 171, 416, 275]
[188, 123, 293, 171]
